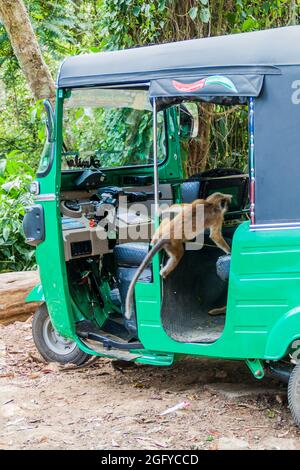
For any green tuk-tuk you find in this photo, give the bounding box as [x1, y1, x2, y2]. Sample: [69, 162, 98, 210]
[23, 26, 300, 428]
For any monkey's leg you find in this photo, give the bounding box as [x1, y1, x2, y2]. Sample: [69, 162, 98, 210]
[209, 226, 231, 254]
[160, 243, 184, 278]
[208, 306, 226, 316]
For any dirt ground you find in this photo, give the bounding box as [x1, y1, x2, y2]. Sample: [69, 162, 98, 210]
[1, 319, 300, 450]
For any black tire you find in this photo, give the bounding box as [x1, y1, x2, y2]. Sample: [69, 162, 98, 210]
[288, 363, 300, 428]
[32, 303, 90, 365]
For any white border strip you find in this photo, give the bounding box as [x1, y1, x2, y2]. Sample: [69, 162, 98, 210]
[251, 222, 300, 231]
[34, 193, 56, 202]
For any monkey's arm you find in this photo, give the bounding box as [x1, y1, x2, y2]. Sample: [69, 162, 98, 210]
[209, 226, 231, 254]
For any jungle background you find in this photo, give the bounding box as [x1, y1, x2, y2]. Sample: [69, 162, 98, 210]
[0, 0, 299, 273]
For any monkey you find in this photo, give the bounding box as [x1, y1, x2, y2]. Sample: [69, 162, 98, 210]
[125, 192, 232, 320]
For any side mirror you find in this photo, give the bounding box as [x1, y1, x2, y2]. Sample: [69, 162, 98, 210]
[43, 99, 55, 142]
[179, 103, 199, 139]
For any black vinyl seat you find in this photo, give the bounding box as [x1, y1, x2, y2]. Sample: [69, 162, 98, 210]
[114, 243, 151, 335]
[216, 254, 231, 281]
[181, 180, 200, 203]
[114, 242, 149, 267]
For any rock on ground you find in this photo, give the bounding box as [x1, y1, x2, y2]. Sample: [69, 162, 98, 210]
[259, 437, 299, 450]
[217, 437, 250, 450]
[0, 271, 40, 325]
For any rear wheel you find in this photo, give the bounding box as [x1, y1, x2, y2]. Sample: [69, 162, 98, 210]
[32, 303, 90, 365]
[288, 363, 300, 428]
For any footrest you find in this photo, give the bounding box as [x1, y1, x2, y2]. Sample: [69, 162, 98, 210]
[76, 321, 143, 350]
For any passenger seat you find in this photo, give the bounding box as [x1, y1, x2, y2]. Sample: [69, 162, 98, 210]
[181, 180, 200, 203]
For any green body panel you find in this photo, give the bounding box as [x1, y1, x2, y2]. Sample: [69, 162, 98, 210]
[35, 91, 75, 340]
[229, 222, 300, 360]
[135, 221, 300, 360]
[135, 352, 175, 366]
[26, 284, 45, 303]
[245, 359, 265, 379]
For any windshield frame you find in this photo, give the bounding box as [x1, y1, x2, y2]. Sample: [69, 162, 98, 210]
[61, 85, 168, 173]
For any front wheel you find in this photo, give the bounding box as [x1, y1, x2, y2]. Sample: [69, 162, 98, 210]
[32, 303, 90, 365]
[288, 363, 300, 428]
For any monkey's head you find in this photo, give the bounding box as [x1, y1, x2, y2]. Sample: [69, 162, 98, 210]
[206, 192, 233, 213]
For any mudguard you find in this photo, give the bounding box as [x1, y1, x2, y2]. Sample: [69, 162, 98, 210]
[26, 284, 45, 303]
[265, 306, 300, 359]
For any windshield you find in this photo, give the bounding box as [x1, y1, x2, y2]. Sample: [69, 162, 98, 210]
[62, 88, 166, 170]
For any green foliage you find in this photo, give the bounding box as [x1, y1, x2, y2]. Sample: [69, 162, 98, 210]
[209, 106, 249, 171]
[226, 0, 300, 32]
[188, 4, 210, 23]
[0, 0, 299, 272]
[100, 0, 171, 49]
[94, 108, 155, 167]
[95, 108, 167, 167]
[63, 90, 166, 169]
[0, 152, 35, 272]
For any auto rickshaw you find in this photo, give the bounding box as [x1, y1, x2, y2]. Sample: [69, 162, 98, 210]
[23, 26, 300, 428]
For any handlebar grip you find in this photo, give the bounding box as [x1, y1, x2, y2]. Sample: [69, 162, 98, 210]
[145, 191, 162, 199]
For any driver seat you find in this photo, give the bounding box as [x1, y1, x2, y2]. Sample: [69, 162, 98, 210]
[114, 243, 151, 335]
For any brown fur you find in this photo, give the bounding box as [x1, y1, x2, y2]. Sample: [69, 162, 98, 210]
[208, 306, 227, 316]
[125, 192, 232, 320]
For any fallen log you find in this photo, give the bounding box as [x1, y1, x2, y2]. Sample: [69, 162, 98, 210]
[0, 271, 41, 325]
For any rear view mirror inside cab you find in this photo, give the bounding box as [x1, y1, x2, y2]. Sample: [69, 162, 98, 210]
[179, 102, 199, 139]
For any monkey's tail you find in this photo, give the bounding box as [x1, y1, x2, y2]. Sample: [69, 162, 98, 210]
[124, 239, 166, 320]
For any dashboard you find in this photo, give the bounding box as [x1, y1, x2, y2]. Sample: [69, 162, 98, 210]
[60, 184, 173, 261]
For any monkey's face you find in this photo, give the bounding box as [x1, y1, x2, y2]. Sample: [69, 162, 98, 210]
[220, 194, 233, 212]
[206, 192, 232, 212]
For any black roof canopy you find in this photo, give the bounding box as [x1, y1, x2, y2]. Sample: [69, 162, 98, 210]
[57, 26, 300, 88]
[58, 26, 300, 227]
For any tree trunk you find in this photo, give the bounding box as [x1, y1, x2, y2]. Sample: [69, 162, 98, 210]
[0, 0, 55, 100]
[165, 1, 234, 174]
[0, 271, 41, 325]
[186, 104, 213, 176]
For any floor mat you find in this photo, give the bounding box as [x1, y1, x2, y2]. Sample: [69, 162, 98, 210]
[161, 240, 228, 343]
